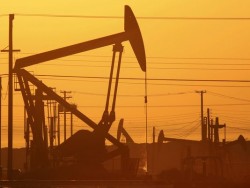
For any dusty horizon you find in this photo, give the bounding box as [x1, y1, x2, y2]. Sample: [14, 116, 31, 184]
[0, 1, 250, 148]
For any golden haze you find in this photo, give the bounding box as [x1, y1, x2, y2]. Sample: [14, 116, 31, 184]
[0, 1, 250, 147]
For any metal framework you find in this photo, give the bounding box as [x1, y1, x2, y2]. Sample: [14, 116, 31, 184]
[14, 5, 146, 177]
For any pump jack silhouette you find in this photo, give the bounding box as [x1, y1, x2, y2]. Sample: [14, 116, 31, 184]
[14, 5, 146, 179]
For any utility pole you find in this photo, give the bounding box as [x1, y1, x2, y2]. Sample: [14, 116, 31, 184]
[196, 90, 206, 142]
[7, 14, 14, 180]
[152, 126, 155, 144]
[211, 117, 225, 144]
[207, 108, 211, 142]
[70, 113, 73, 136]
[57, 108, 60, 145]
[60, 91, 71, 141]
[210, 119, 214, 142]
[0, 77, 2, 175]
[0, 14, 20, 180]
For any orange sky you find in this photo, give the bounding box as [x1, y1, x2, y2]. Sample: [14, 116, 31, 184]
[1, 1, 250, 147]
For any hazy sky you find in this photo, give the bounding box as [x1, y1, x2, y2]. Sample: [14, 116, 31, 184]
[1, 1, 250, 147]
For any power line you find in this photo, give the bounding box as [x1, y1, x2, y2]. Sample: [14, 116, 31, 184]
[73, 90, 193, 97]
[169, 122, 200, 139]
[227, 126, 250, 132]
[11, 64, 250, 71]
[217, 115, 250, 122]
[5, 61, 250, 69]
[28, 61, 250, 66]
[141, 78, 250, 83]
[124, 112, 199, 121]
[4, 58, 250, 67]
[147, 57, 250, 61]
[2, 73, 250, 87]
[35, 74, 250, 83]
[27, 77, 250, 88]
[6, 103, 250, 109]
[218, 118, 250, 125]
[207, 91, 250, 102]
[214, 109, 250, 114]
[148, 115, 199, 123]
[15, 52, 250, 61]
[14, 13, 250, 20]
[0, 14, 8, 17]
[15, 13, 124, 19]
[156, 119, 199, 128]
[147, 67, 250, 71]
[75, 103, 250, 108]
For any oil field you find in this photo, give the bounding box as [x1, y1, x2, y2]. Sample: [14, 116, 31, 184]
[1, 1, 250, 188]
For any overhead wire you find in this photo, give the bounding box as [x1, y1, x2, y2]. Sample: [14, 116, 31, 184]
[207, 90, 250, 103]
[12, 52, 250, 62]
[156, 119, 199, 129]
[14, 13, 250, 20]
[8, 64, 250, 71]
[15, 76, 250, 88]
[217, 115, 250, 124]
[73, 90, 194, 97]
[2, 51, 248, 87]
[34, 74, 250, 83]
[152, 115, 199, 122]
[227, 126, 250, 132]
[168, 122, 200, 139]
[0, 14, 8, 17]
[4, 58, 250, 67]
[121, 112, 199, 121]
[75, 103, 250, 108]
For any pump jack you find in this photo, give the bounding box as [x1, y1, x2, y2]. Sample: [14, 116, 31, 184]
[157, 130, 197, 144]
[117, 119, 134, 144]
[14, 6, 146, 179]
